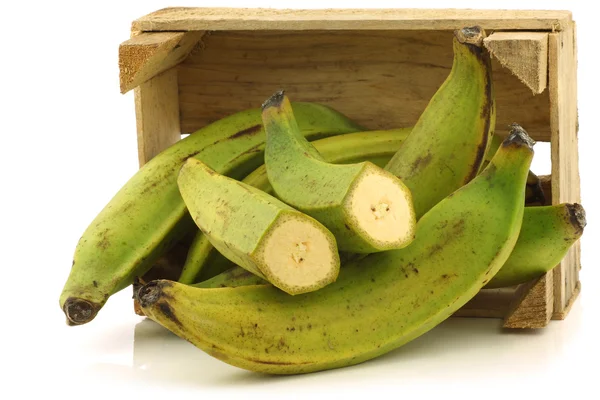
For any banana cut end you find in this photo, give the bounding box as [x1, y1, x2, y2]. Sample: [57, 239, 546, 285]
[257, 212, 340, 295]
[346, 164, 417, 251]
[63, 297, 99, 326]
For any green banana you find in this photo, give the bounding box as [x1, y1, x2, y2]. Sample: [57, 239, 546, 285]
[385, 26, 495, 219]
[59, 103, 361, 325]
[137, 124, 533, 375]
[178, 159, 340, 295]
[177, 128, 411, 284]
[485, 203, 586, 288]
[263, 92, 416, 254]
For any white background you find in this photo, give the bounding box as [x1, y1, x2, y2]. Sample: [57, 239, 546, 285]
[3, 0, 598, 399]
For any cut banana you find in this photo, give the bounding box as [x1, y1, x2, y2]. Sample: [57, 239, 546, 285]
[263, 91, 416, 254]
[177, 158, 340, 295]
[260, 214, 338, 289]
[348, 166, 414, 244]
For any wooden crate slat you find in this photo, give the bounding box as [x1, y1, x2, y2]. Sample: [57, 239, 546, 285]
[549, 22, 581, 318]
[132, 7, 572, 32]
[134, 69, 181, 166]
[177, 30, 551, 141]
[119, 31, 205, 94]
[483, 32, 549, 95]
[503, 272, 554, 328]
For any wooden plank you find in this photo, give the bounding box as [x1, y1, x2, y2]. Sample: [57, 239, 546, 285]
[484, 32, 548, 94]
[552, 281, 581, 320]
[453, 288, 516, 319]
[177, 30, 551, 140]
[503, 272, 554, 328]
[132, 8, 572, 32]
[549, 23, 581, 318]
[134, 69, 181, 166]
[119, 31, 204, 93]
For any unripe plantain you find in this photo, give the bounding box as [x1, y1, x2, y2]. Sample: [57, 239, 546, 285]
[138, 124, 534, 375]
[178, 159, 340, 295]
[263, 92, 416, 254]
[59, 103, 361, 325]
[178, 128, 410, 284]
[485, 203, 586, 288]
[385, 26, 495, 219]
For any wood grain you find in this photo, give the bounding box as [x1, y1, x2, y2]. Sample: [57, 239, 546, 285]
[549, 23, 581, 318]
[132, 8, 572, 32]
[119, 31, 205, 93]
[134, 69, 181, 166]
[177, 30, 551, 140]
[503, 271, 554, 328]
[484, 32, 548, 94]
[552, 281, 581, 320]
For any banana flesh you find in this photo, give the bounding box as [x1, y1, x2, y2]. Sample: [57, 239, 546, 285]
[138, 124, 534, 375]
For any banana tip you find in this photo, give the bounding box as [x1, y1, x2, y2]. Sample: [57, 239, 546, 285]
[137, 280, 170, 308]
[503, 123, 536, 150]
[63, 297, 98, 326]
[567, 203, 587, 233]
[261, 90, 286, 110]
[455, 26, 485, 46]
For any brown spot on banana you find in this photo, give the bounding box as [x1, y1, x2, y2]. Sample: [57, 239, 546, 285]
[157, 302, 183, 328]
[230, 124, 263, 140]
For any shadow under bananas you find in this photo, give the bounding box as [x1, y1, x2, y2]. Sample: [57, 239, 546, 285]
[121, 300, 582, 388]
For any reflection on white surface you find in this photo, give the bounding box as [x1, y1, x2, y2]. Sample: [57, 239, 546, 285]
[78, 296, 586, 391]
[11, 281, 593, 399]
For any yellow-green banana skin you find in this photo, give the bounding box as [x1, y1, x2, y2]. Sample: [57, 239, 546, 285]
[139, 126, 533, 374]
[385, 26, 495, 219]
[193, 267, 267, 288]
[59, 103, 361, 325]
[485, 203, 586, 288]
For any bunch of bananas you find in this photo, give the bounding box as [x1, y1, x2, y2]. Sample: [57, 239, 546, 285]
[59, 26, 586, 375]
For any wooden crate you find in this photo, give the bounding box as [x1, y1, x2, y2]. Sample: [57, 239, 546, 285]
[119, 8, 580, 329]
